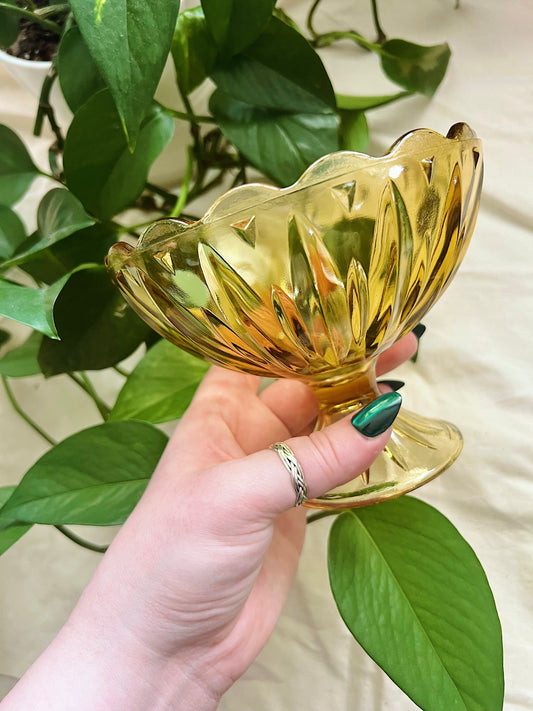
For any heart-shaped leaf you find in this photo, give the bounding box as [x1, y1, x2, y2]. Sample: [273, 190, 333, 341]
[211, 16, 335, 113]
[210, 90, 338, 186]
[328, 496, 504, 711]
[379, 39, 451, 97]
[37, 188, 95, 247]
[0, 487, 32, 555]
[201, 0, 275, 56]
[57, 26, 106, 112]
[68, 0, 180, 149]
[0, 270, 75, 339]
[38, 266, 153, 375]
[64, 90, 174, 220]
[0, 421, 167, 526]
[1, 189, 95, 269]
[171, 6, 218, 95]
[110, 339, 209, 424]
[0, 204, 26, 260]
[0, 330, 42, 377]
[0, 125, 39, 206]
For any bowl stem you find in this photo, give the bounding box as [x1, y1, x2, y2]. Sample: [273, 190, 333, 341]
[309, 360, 381, 430]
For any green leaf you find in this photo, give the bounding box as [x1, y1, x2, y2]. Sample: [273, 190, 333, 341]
[1, 189, 95, 269]
[0, 487, 32, 556]
[272, 8, 303, 34]
[37, 188, 95, 247]
[57, 26, 106, 112]
[338, 110, 369, 152]
[18, 224, 117, 285]
[379, 40, 451, 97]
[171, 6, 218, 95]
[0, 486, 15, 507]
[0, 330, 42, 377]
[336, 91, 412, 111]
[110, 339, 208, 424]
[0, 124, 39, 206]
[211, 16, 335, 114]
[201, 0, 275, 56]
[328, 497, 504, 711]
[0, 270, 74, 339]
[0, 421, 168, 526]
[37, 266, 153, 375]
[69, 0, 180, 149]
[0, 1, 20, 48]
[0, 204, 26, 260]
[210, 90, 339, 186]
[64, 90, 174, 220]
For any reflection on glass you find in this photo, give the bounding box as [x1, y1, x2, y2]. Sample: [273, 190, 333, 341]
[107, 123, 483, 509]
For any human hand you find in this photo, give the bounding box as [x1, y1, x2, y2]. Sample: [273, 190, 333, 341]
[2, 334, 416, 711]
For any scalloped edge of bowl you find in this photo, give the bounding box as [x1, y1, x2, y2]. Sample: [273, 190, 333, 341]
[137, 122, 480, 248]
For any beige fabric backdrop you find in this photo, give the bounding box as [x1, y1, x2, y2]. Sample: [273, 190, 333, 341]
[0, 0, 532, 708]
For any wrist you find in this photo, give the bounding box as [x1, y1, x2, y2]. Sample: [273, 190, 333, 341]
[63, 597, 222, 711]
[2, 601, 221, 711]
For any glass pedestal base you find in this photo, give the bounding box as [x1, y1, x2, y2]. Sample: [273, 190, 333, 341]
[304, 409, 463, 510]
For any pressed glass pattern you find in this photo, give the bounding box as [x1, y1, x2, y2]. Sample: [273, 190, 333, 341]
[107, 123, 483, 509]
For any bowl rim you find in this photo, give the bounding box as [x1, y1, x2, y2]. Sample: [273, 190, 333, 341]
[136, 122, 482, 249]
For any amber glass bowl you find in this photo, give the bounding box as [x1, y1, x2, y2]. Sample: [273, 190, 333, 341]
[107, 123, 483, 509]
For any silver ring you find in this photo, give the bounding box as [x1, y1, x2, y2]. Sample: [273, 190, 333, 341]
[270, 442, 308, 507]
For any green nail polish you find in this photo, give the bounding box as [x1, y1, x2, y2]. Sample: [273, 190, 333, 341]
[351, 392, 402, 437]
[412, 323, 426, 340]
[411, 323, 426, 362]
[377, 379, 405, 392]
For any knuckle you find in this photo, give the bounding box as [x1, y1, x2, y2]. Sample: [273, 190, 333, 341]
[305, 429, 347, 489]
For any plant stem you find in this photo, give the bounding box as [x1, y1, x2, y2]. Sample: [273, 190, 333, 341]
[170, 146, 194, 218]
[55, 525, 109, 553]
[314, 30, 380, 53]
[230, 153, 249, 188]
[145, 182, 177, 203]
[370, 0, 387, 43]
[178, 86, 205, 187]
[161, 106, 216, 124]
[186, 168, 227, 203]
[35, 3, 70, 20]
[306, 510, 340, 525]
[37, 168, 63, 185]
[113, 365, 129, 377]
[1, 376, 57, 446]
[0, 3, 62, 34]
[67, 372, 110, 420]
[34, 68, 65, 150]
[306, 0, 323, 38]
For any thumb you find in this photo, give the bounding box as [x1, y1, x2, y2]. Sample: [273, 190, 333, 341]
[213, 392, 402, 517]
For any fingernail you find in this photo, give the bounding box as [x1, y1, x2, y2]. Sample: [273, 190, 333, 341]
[412, 323, 426, 340]
[351, 392, 402, 438]
[411, 323, 426, 362]
[377, 379, 405, 392]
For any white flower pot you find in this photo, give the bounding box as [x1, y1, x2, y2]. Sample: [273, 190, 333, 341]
[0, 48, 72, 126]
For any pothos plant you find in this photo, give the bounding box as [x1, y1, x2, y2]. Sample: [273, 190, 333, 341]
[0, 1, 503, 710]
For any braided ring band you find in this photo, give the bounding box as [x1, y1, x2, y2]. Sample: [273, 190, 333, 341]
[270, 442, 308, 507]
